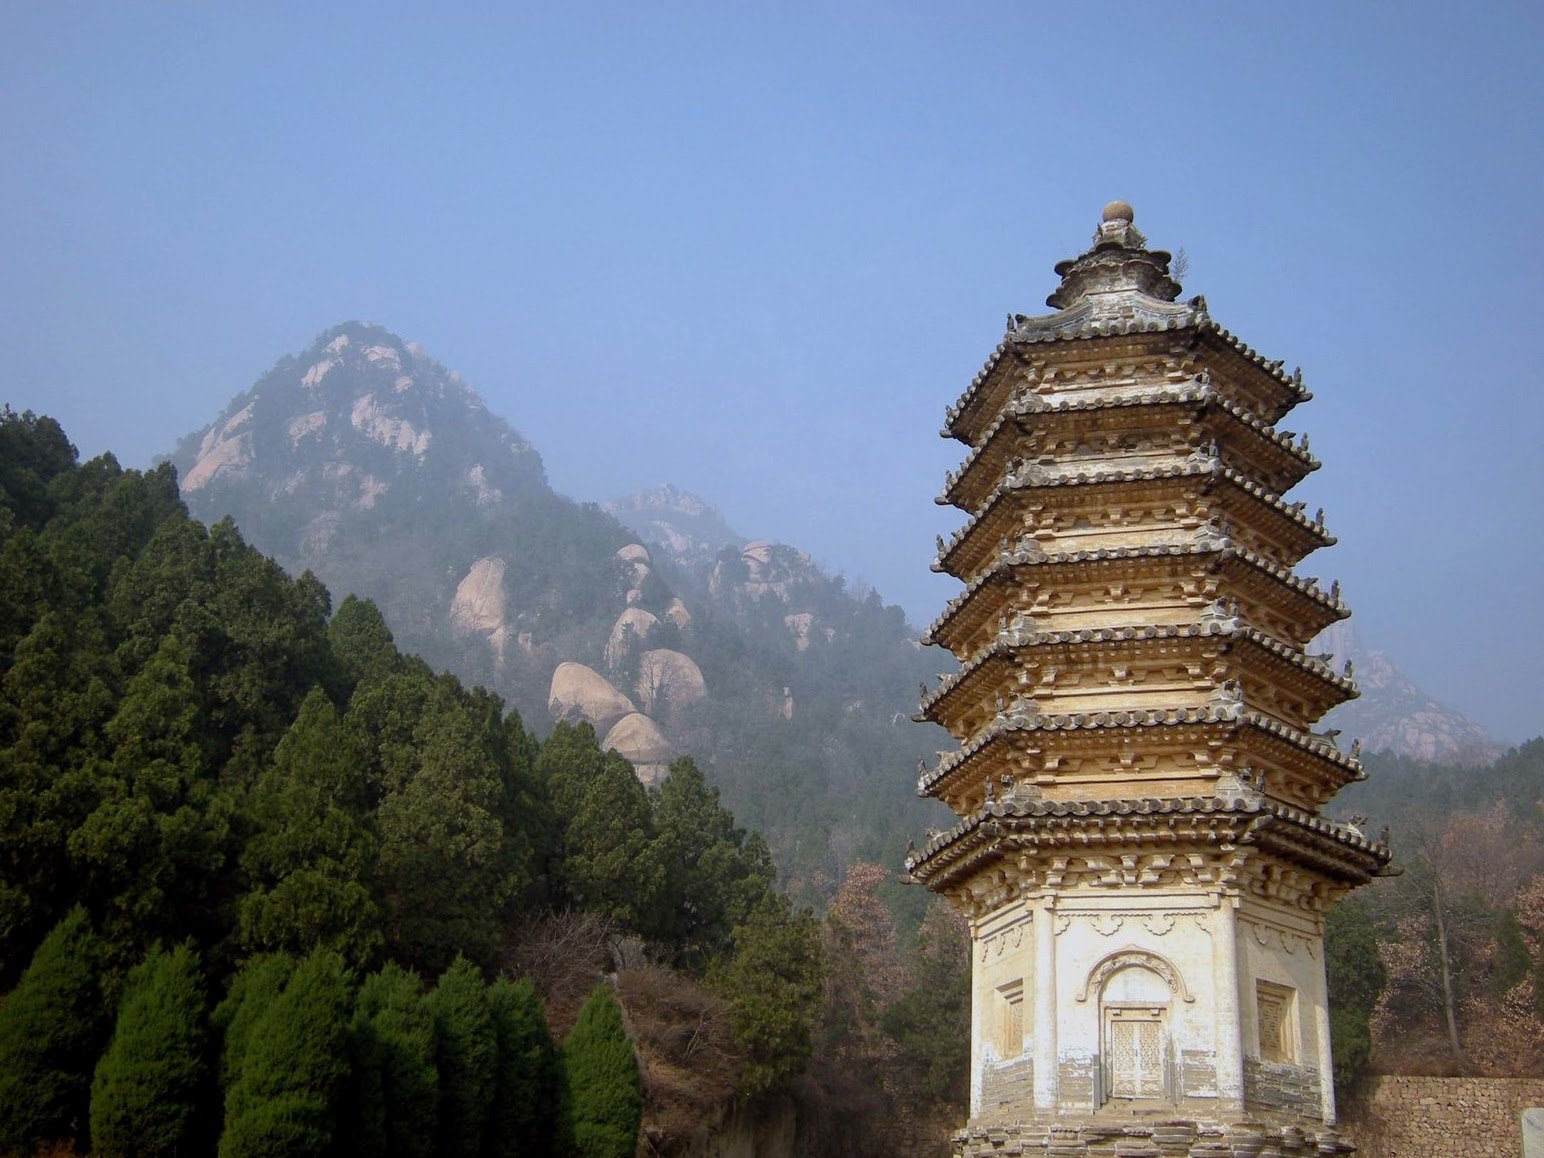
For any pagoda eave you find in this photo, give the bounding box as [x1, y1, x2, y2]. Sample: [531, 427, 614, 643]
[907, 795, 1387, 895]
[940, 384, 1320, 513]
[920, 621, 1357, 734]
[919, 706, 1361, 801]
[945, 317, 1311, 445]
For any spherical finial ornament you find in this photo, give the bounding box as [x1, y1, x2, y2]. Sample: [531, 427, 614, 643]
[1102, 200, 1135, 224]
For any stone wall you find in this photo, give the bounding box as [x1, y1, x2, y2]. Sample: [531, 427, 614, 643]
[1341, 1076, 1544, 1157]
[1244, 1058, 1321, 1119]
[981, 1058, 1033, 1117]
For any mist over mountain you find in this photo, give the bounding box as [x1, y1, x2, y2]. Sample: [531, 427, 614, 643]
[1317, 622, 1501, 767]
[170, 321, 1506, 902]
[171, 323, 948, 899]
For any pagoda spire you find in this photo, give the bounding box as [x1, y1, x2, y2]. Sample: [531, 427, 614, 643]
[1045, 201, 1182, 309]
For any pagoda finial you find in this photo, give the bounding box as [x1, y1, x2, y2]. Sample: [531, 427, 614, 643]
[1047, 202, 1179, 309]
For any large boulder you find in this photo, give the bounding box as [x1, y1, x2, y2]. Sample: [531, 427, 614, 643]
[605, 608, 660, 670]
[603, 713, 675, 787]
[616, 543, 652, 599]
[549, 662, 636, 731]
[450, 557, 510, 663]
[663, 597, 692, 632]
[634, 649, 707, 717]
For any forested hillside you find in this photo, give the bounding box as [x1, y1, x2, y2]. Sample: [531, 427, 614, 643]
[1328, 742, 1544, 1090]
[0, 409, 973, 1157]
[169, 323, 951, 906]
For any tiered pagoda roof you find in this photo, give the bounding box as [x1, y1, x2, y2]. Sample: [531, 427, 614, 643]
[908, 199, 1388, 902]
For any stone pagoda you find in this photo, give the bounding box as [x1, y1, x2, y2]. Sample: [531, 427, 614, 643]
[907, 203, 1391, 1157]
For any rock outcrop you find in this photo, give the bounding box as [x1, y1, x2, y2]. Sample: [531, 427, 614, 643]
[605, 608, 660, 670]
[634, 649, 707, 717]
[1317, 623, 1500, 765]
[548, 662, 636, 732]
[602, 712, 675, 785]
[450, 557, 510, 663]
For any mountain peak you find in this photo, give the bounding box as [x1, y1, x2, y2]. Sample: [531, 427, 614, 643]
[1318, 621, 1501, 765]
[171, 323, 549, 564]
[606, 484, 743, 568]
[173, 322, 545, 505]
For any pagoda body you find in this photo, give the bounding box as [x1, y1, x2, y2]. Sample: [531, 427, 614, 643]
[908, 205, 1390, 1157]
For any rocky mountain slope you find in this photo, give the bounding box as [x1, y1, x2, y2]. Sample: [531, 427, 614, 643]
[171, 324, 947, 900]
[1316, 622, 1501, 766]
[171, 322, 1498, 896]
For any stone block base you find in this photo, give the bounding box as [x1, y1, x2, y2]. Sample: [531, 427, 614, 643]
[952, 1118, 1354, 1157]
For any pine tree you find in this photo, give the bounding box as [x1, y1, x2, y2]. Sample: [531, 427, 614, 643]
[426, 956, 496, 1158]
[537, 722, 665, 937]
[348, 962, 438, 1158]
[328, 595, 400, 693]
[651, 756, 774, 968]
[90, 942, 209, 1157]
[708, 895, 823, 1100]
[211, 953, 295, 1090]
[485, 975, 564, 1158]
[217, 950, 352, 1158]
[563, 985, 641, 1158]
[1325, 897, 1386, 1096]
[0, 907, 108, 1153]
[238, 687, 384, 969]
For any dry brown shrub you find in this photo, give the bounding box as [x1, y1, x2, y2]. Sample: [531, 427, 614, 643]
[618, 965, 742, 1155]
[502, 909, 616, 1037]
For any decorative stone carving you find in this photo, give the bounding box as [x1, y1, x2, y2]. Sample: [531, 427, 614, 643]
[1076, 948, 1195, 1004]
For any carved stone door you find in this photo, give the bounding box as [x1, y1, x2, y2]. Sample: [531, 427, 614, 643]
[1105, 1007, 1165, 1100]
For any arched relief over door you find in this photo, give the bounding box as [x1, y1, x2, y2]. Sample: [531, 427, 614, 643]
[1075, 947, 1194, 1004]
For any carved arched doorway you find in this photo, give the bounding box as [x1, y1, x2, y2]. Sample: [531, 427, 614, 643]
[1082, 950, 1190, 1106]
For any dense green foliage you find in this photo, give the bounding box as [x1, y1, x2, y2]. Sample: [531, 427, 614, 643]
[217, 950, 353, 1158]
[484, 976, 563, 1158]
[563, 986, 643, 1158]
[1324, 897, 1385, 1096]
[426, 957, 497, 1158]
[348, 963, 439, 1158]
[90, 942, 209, 1158]
[709, 896, 824, 1101]
[0, 907, 109, 1154]
[0, 409, 833, 1152]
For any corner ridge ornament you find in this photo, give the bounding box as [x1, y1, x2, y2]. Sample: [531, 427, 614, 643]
[1075, 947, 1195, 1003]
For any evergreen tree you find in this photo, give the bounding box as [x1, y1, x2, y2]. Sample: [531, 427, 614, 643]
[0, 907, 109, 1154]
[426, 956, 496, 1158]
[537, 722, 666, 937]
[880, 899, 970, 1106]
[238, 687, 384, 969]
[1325, 897, 1386, 1096]
[651, 756, 774, 968]
[218, 950, 352, 1158]
[69, 634, 234, 966]
[211, 953, 295, 1090]
[328, 595, 401, 693]
[90, 942, 209, 1158]
[1493, 908, 1532, 994]
[349, 962, 438, 1158]
[562, 985, 641, 1158]
[708, 894, 824, 1100]
[485, 975, 564, 1158]
[0, 406, 77, 531]
[372, 682, 518, 973]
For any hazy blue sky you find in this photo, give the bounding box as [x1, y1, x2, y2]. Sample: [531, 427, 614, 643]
[3, 3, 1540, 742]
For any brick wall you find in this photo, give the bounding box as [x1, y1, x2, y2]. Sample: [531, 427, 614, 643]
[1341, 1076, 1544, 1157]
